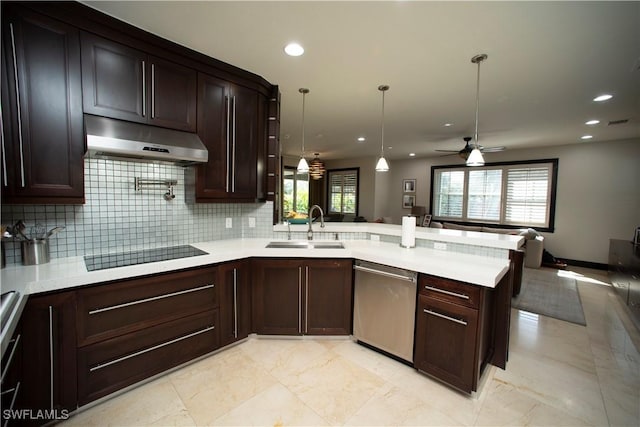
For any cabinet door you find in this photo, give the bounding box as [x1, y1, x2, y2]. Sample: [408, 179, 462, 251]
[148, 55, 197, 132]
[196, 72, 230, 199]
[229, 83, 258, 199]
[21, 292, 77, 416]
[414, 295, 478, 393]
[2, 7, 84, 203]
[219, 260, 251, 347]
[81, 32, 146, 124]
[305, 259, 353, 335]
[251, 258, 302, 335]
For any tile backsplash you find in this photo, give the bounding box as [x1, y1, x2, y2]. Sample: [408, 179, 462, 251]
[1, 159, 275, 265]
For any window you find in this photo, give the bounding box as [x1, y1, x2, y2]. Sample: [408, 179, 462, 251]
[431, 159, 558, 231]
[282, 167, 309, 215]
[328, 169, 359, 216]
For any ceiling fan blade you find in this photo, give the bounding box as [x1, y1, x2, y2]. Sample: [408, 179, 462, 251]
[434, 149, 460, 153]
[480, 146, 506, 152]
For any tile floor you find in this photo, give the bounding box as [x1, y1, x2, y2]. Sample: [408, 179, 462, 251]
[62, 267, 640, 426]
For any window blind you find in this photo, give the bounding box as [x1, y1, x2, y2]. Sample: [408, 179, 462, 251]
[433, 170, 464, 218]
[329, 170, 358, 214]
[505, 166, 550, 225]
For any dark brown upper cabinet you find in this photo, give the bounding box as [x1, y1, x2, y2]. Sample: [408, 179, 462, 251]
[81, 32, 197, 132]
[195, 72, 265, 202]
[1, 5, 85, 204]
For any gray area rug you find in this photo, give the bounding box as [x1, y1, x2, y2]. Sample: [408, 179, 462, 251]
[512, 268, 587, 326]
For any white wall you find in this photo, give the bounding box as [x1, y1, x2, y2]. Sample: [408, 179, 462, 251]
[376, 139, 640, 264]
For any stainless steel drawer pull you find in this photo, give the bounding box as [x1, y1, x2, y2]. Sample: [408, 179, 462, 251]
[424, 309, 468, 326]
[89, 284, 214, 315]
[354, 265, 417, 283]
[233, 268, 238, 339]
[89, 325, 215, 372]
[423, 285, 470, 300]
[0, 334, 21, 383]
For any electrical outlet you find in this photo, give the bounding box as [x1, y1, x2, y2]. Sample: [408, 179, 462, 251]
[225, 218, 232, 228]
[248, 217, 256, 228]
[434, 242, 447, 250]
[370, 234, 380, 241]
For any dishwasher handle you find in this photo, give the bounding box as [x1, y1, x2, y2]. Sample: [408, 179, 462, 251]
[354, 264, 417, 283]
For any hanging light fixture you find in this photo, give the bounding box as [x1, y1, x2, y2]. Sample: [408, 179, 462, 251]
[297, 88, 310, 173]
[309, 153, 325, 180]
[467, 54, 487, 167]
[375, 85, 390, 172]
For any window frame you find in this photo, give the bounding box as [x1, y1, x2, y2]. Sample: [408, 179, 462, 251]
[430, 159, 559, 232]
[326, 168, 360, 217]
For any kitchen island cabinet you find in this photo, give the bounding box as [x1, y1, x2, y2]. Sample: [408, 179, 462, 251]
[1, 4, 85, 204]
[219, 259, 252, 347]
[20, 291, 78, 422]
[251, 258, 353, 335]
[81, 33, 197, 132]
[414, 274, 494, 393]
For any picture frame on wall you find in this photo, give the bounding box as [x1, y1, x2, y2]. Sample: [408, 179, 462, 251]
[403, 179, 416, 193]
[422, 214, 432, 227]
[402, 195, 415, 209]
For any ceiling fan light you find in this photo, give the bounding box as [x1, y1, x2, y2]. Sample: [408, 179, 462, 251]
[466, 148, 485, 166]
[375, 156, 389, 172]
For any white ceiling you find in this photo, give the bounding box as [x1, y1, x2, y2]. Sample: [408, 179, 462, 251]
[84, 1, 640, 161]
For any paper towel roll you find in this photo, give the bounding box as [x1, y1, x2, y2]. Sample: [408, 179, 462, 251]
[401, 216, 416, 248]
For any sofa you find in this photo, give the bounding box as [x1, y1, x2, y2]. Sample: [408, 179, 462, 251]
[430, 221, 544, 268]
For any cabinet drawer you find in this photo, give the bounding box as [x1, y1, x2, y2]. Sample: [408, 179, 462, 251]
[77, 267, 218, 346]
[78, 309, 218, 405]
[418, 274, 481, 309]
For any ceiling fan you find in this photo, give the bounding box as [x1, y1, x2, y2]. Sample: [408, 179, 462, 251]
[435, 136, 506, 160]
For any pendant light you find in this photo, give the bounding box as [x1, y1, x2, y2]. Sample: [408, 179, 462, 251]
[375, 85, 390, 172]
[309, 153, 325, 180]
[297, 88, 310, 173]
[467, 54, 487, 167]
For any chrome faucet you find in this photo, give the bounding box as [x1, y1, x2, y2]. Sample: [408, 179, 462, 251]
[307, 205, 325, 240]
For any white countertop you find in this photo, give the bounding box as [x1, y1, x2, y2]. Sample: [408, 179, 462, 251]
[1, 238, 511, 298]
[273, 222, 524, 251]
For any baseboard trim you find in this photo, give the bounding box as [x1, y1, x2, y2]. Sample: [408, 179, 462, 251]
[564, 259, 608, 271]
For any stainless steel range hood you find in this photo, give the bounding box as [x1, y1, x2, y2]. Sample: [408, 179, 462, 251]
[85, 115, 208, 166]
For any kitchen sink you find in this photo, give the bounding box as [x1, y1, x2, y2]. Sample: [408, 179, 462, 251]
[265, 241, 345, 249]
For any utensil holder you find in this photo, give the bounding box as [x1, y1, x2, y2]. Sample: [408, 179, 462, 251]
[21, 239, 50, 265]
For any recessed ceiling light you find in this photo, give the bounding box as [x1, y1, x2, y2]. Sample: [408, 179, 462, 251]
[593, 94, 612, 102]
[581, 135, 593, 140]
[443, 123, 453, 127]
[585, 120, 600, 125]
[357, 137, 366, 142]
[284, 43, 304, 57]
[409, 153, 416, 157]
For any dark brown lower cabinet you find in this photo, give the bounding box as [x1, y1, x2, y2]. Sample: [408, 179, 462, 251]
[219, 259, 252, 347]
[20, 291, 78, 424]
[414, 274, 493, 393]
[252, 258, 353, 336]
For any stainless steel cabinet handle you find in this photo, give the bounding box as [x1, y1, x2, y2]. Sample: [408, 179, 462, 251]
[0, 334, 21, 383]
[2, 382, 20, 427]
[233, 268, 238, 339]
[151, 63, 155, 119]
[298, 266, 302, 334]
[9, 23, 25, 187]
[89, 326, 215, 372]
[141, 60, 146, 117]
[1, 108, 7, 187]
[305, 265, 309, 334]
[423, 285, 470, 300]
[225, 95, 230, 192]
[424, 308, 468, 326]
[353, 265, 416, 283]
[49, 306, 54, 411]
[89, 284, 215, 315]
[231, 95, 236, 193]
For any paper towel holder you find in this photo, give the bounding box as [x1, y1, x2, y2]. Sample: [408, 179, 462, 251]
[400, 215, 417, 249]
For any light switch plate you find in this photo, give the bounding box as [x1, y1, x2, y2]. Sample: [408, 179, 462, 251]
[434, 242, 447, 250]
[225, 218, 232, 228]
[248, 217, 256, 228]
[370, 234, 380, 241]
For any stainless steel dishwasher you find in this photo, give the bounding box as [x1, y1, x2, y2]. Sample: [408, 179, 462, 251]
[353, 260, 418, 363]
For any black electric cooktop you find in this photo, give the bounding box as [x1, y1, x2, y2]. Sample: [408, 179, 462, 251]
[84, 245, 208, 272]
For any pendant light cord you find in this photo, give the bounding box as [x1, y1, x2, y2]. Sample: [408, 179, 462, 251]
[381, 89, 385, 156]
[474, 59, 480, 149]
[301, 90, 306, 157]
